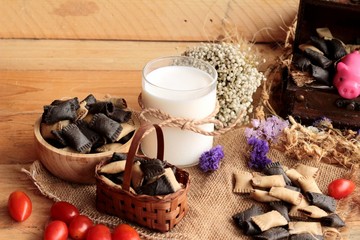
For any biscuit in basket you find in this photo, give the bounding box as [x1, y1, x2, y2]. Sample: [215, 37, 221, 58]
[140, 158, 165, 180]
[136, 175, 174, 196]
[99, 159, 126, 174]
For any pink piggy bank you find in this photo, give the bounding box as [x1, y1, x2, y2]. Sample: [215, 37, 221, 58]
[333, 50, 360, 99]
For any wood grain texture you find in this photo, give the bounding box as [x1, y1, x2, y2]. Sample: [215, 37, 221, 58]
[0, 39, 195, 71]
[0, 0, 299, 42]
[0, 39, 283, 71]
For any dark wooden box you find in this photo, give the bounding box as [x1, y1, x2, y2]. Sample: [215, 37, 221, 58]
[281, 0, 360, 129]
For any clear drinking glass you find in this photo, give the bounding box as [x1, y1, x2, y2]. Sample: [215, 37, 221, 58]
[141, 56, 217, 167]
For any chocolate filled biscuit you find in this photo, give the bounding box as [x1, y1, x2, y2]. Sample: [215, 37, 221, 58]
[88, 101, 113, 115]
[51, 97, 80, 109]
[41, 120, 70, 140]
[136, 175, 174, 196]
[233, 171, 254, 193]
[42, 99, 78, 124]
[327, 38, 347, 60]
[293, 54, 312, 71]
[107, 108, 132, 123]
[250, 189, 281, 203]
[262, 162, 292, 186]
[51, 129, 68, 147]
[89, 113, 122, 142]
[251, 175, 286, 188]
[251, 210, 288, 232]
[298, 205, 328, 219]
[288, 221, 322, 236]
[99, 159, 127, 174]
[306, 192, 336, 212]
[311, 64, 330, 86]
[304, 48, 333, 69]
[104, 96, 127, 109]
[242, 220, 262, 236]
[285, 185, 301, 192]
[253, 227, 289, 240]
[310, 36, 329, 56]
[320, 213, 346, 228]
[232, 205, 265, 228]
[102, 172, 125, 186]
[269, 187, 303, 206]
[82, 94, 97, 106]
[75, 120, 100, 145]
[62, 123, 92, 153]
[290, 233, 324, 240]
[269, 201, 290, 222]
[140, 158, 166, 180]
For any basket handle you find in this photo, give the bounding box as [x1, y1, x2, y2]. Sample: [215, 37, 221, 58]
[122, 123, 164, 192]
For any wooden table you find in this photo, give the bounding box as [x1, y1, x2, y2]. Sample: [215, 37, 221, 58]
[1, 1, 359, 239]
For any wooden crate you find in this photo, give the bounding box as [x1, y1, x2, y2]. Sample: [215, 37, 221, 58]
[281, 0, 360, 129]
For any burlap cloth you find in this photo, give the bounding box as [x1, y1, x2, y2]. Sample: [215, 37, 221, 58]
[23, 127, 357, 239]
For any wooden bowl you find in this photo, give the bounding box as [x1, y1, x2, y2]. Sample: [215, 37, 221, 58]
[34, 115, 139, 184]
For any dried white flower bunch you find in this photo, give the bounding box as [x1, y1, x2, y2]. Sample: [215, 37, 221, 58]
[183, 42, 266, 127]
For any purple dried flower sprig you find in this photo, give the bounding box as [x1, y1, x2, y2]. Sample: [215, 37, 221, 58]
[245, 116, 289, 143]
[247, 137, 272, 171]
[199, 145, 224, 172]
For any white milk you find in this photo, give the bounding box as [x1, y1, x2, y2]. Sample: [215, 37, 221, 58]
[141, 64, 217, 167]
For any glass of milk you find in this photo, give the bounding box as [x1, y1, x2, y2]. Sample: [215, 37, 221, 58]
[141, 56, 217, 167]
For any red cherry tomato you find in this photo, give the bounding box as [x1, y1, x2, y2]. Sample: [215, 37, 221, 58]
[112, 224, 141, 240]
[44, 220, 68, 240]
[50, 201, 79, 225]
[69, 215, 94, 240]
[86, 224, 111, 240]
[328, 178, 356, 199]
[7, 191, 32, 222]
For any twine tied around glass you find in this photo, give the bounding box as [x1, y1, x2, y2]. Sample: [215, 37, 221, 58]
[138, 93, 245, 137]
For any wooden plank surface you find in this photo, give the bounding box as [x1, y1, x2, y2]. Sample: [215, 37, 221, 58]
[0, 0, 299, 42]
[0, 40, 195, 70]
[0, 39, 282, 71]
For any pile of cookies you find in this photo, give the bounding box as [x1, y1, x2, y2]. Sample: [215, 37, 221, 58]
[97, 153, 183, 196]
[233, 162, 344, 239]
[40, 94, 135, 153]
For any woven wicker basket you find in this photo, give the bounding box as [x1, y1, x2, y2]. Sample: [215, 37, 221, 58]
[95, 124, 190, 232]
